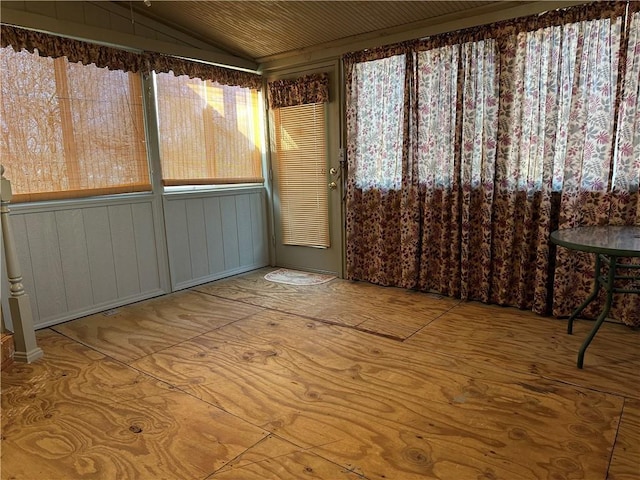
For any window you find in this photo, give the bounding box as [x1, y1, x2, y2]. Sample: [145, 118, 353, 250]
[154, 73, 263, 186]
[505, 18, 621, 192]
[612, 6, 640, 193]
[350, 55, 405, 190]
[274, 103, 329, 247]
[348, 14, 624, 195]
[0, 46, 150, 202]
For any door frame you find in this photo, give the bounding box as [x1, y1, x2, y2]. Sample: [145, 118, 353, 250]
[264, 59, 344, 277]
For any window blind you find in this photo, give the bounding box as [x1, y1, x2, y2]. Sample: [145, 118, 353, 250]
[155, 73, 263, 185]
[274, 103, 330, 248]
[0, 46, 150, 202]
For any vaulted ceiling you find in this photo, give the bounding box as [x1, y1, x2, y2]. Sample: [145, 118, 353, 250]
[115, 1, 577, 64]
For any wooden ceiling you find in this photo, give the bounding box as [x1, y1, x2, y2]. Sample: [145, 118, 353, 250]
[117, 1, 551, 63]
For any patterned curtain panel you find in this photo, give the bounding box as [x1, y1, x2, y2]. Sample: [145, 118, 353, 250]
[548, 15, 626, 319]
[415, 40, 499, 301]
[0, 24, 144, 73]
[344, 2, 639, 325]
[345, 52, 410, 286]
[496, 15, 623, 316]
[1, 24, 262, 88]
[608, 4, 640, 321]
[491, 24, 568, 312]
[267, 73, 330, 109]
[552, 4, 640, 322]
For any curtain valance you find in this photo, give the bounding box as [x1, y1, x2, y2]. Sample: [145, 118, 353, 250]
[146, 53, 262, 89]
[0, 23, 145, 72]
[343, 42, 411, 68]
[0, 23, 263, 89]
[268, 73, 330, 109]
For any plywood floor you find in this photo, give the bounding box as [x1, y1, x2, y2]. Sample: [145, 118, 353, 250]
[2, 268, 639, 479]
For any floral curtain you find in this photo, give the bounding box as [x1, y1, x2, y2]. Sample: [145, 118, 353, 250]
[268, 73, 330, 109]
[345, 51, 410, 286]
[495, 13, 623, 315]
[611, 3, 640, 228]
[552, 3, 640, 323]
[345, 2, 639, 325]
[0, 23, 145, 72]
[490, 24, 567, 312]
[609, 3, 640, 321]
[415, 40, 499, 301]
[147, 53, 262, 89]
[0, 23, 263, 88]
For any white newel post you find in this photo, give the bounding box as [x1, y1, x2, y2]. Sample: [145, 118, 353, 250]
[1, 165, 43, 363]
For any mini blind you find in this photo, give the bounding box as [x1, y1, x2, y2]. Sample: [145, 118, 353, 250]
[0, 46, 150, 202]
[274, 103, 330, 248]
[155, 73, 263, 185]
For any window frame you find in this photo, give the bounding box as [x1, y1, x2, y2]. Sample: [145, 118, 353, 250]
[153, 72, 266, 190]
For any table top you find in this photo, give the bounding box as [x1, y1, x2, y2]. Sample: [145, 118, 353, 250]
[551, 225, 640, 257]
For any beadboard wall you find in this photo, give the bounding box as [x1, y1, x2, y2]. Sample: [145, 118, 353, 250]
[163, 189, 269, 291]
[2, 188, 269, 330]
[3, 195, 167, 329]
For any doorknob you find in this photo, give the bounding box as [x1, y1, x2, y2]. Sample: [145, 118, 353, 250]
[328, 181, 337, 190]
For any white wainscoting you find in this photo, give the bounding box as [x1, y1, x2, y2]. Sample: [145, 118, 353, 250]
[163, 188, 269, 291]
[4, 194, 169, 329]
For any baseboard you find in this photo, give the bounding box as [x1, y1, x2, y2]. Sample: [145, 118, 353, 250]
[33, 288, 168, 330]
[172, 263, 270, 291]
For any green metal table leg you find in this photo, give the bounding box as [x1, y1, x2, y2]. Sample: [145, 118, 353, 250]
[568, 254, 602, 335]
[577, 256, 616, 369]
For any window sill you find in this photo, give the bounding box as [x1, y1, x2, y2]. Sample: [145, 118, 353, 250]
[162, 183, 265, 199]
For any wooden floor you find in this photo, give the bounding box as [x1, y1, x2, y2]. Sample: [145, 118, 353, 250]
[2, 268, 639, 479]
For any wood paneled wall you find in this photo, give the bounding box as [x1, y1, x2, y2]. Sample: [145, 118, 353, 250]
[2, 189, 269, 329]
[3, 196, 167, 329]
[164, 189, 269, 291]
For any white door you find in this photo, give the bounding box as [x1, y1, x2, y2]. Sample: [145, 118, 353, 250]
[268, 61, 343, 276]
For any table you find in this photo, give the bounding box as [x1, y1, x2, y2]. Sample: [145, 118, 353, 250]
[550, 225, 640, 368]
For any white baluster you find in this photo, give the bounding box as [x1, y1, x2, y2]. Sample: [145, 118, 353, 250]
[1, 165, 43, 363]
